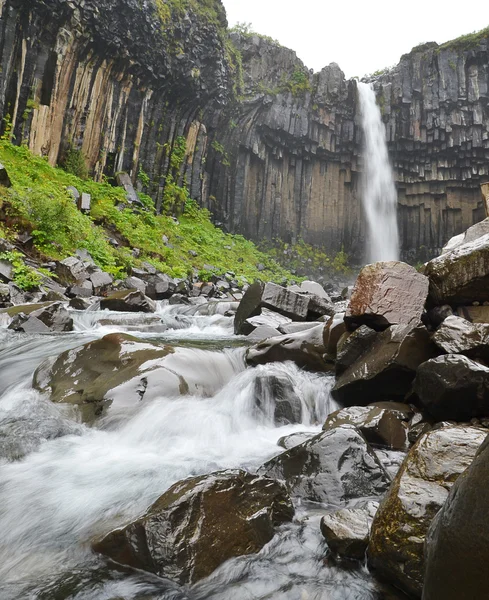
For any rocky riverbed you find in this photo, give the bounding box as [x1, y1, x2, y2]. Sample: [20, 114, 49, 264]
[3, 218, 489, 599]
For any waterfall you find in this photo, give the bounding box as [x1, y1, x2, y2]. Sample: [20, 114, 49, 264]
[358, 82, 400, 263]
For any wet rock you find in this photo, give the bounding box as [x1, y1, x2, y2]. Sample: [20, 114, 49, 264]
[259, 425, 391, 505]
[432, 315, 489, 361]
[413, 354, 489, 421]
[345, 262, 429, 331]
[124, 276, 147, 294]
[246, 307, 292, 331]
[423, 435, 489, 600]
[246, 324, 329, 372]
[368, 425, 486, 598]
[324, 312, 347, 356]
[422, 233, 489, 305]
[320, 502, 378, 560]
[323, 403, 413, 450]
[246, 325, 281, 341]
[8, 301, 73, 333]
[373, 449, 406, 480]
[89, 270, 113, 294]
[253, 373, 302, 425]
[67, 280, 93, 298]
[277, 431, 316, 450]
[100, 289, 156, 313]
[278, 322, 318, 335]
[93, 470, 294, 585]
[69, 296, 92, 310]
[332, 325, 437, 406]
[421, 304, 453, 331]
[335, 325, 378, 375]
[0, 259, 14, 282]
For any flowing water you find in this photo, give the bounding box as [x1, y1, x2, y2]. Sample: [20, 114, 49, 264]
[0, 302, 404, 599]
[358, 82, 400, 263]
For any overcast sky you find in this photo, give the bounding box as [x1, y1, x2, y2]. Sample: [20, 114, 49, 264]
[221, 0, 487, 78]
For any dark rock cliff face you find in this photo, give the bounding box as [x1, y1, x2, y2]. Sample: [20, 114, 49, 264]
[0, 1, 488, 261]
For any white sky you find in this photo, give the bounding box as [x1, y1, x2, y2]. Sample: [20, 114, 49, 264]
[221, 0, 488, 78]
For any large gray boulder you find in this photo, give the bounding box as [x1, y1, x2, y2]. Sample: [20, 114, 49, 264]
[442, 218, 489, 254]
[345, 262, 429, 331]
[423, 434, 489, 600]
[335, 325, 378, 375]
[432, 315, 489, 361]
[332, 325, 437, 406]
[93, 470, 294, 585]
[246, 324, 330, 372]
[100, 289, 156, 313]
[8, 301, 73, 333]
[259, 425, 391, 505]
[54, 256, 89, 285]
[368, 425, 486, 598]
[422, 232, 489, 305]
[413, 354, 489, 421]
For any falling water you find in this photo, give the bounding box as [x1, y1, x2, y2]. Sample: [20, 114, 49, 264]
[358, 82, 400, 263]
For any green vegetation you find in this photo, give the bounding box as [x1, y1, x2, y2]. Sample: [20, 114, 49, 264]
[62, 145, 89, 180]
[211, 140, 231, 167]
[261, 238, 352, 278]
[0, 249, 43, 290]
[154, 0, 224, 28]
[229, 22, 280, 46]
[0, 140, 296, 283]
[438, 26, 489, 52]
[278, 69, 312, 96]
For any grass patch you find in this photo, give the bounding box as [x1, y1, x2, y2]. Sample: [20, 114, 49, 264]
[438, 26, 489, 52]
[0, 140, 296, 284]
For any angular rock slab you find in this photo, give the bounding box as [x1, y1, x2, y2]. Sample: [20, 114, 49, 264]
[8, 301, 73, 332]
[423, 435, 489, 600]
[368, 425, 486, 598]
[246, 324, 330, 372]
[93, 470, 294, 585]
[345, 261, 429, 331]
[413, 354, 489, 421]
[432, 315, 489, 361]
[442, 218, 489, 254]
[320, 501, 378, 560]
[422, 233, 489, 305]
[323, 403, 413, 450]
[332, 325, 437, 406]
[259, 425, 391, 505]
[100, 289, 156, 313]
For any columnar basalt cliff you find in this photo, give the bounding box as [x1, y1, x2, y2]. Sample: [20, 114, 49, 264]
[0, 0, 488, 261]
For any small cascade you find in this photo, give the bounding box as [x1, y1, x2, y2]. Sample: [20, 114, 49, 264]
[358, 82, 400, 263]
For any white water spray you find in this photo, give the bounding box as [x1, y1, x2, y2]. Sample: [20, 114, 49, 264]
[358, 82, 400, 263]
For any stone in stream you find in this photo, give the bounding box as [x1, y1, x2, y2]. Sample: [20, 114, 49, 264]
[246, 324, 331, 372]
[253, 373, 302, 425]
[8, 301, 73, 333]
[367, 425, 486, 598]
[320, 501, 379, 560]
[332, 324, 437, 406]
[246, 324, 281, 341]
[322, 403, 414, 451]
[422, 233, 489, 306]
[245, 307, 292, 332]
[423, 435, 489, 600]
[277, 431, 316, 450]
[345, 261, 429, 331]
[413, 354, 489, 421]
[93, 470, 294, 585]
[432, 315, 489, 361]
[100, 289, 156, 313]
[258, 425, 391, 505]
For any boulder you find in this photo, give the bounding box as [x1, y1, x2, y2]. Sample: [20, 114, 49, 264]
[100, 289, 156, 313]
[322, 403, 413, 450]
[368, 425, 486, 598]
[278, 322, 319, 335]
[320, 502, 378, 560]
[299, 280, 331, 300]
[260, 282, 310, 320]
[93, 470, 294, 585]
[0, 259, 14, 282]
[345, 262, 429, 331]
[234, 281, 264, 334]
[423, 435, 489, 600]
[442, 218, 489, 254]
[245, 307, 292, 331]
[332, 325, 437, 406]
[54, 256, 89, 285]
[246, 325, 281, 341]
[8, 301, 73, 333]
[422, 233, 489, 305]
[123, 276, 147, 294]
[67, 280, 93, 298]
[89, 270, 113, 294]
[277, 431, 316, 450]
[0, 282, 10, 305]
[324, 312, 347, 356]
[246, 324, 330, 372]
[432, 315, 489, 361]
[457, 305, 489, 323]
[413, 354, 489, 421]
[335, 325, 378, 375]
[421, 304, 453, 331]
[253, 373, 303, 425]
[259, 425, 391, 505]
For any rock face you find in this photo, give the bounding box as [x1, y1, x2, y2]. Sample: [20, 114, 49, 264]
[246, 324, 329, 372]
[423, 435, 489, 600]
[368, 425, 486, 598]
[259, 425, 391, 505]
[345, 262, 429, 331]
[413, 354, 489, 421]
[422, 233, 489, 305]
[320, 502, 378, 560]
[332, 325, 437, 406]
[93, 470, 294, 585]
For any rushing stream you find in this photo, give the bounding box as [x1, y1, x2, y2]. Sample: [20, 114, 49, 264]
[0, 302, 404, 599]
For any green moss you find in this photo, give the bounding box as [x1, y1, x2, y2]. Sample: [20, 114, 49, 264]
[438, 26, 489, 52]
[0, 140, 294, 283]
